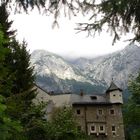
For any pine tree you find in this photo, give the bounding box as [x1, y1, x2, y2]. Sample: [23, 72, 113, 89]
[6, 39, 37, 118]
[0, 5, 35, 99]
[0, 25, 25, 140]
[0, 95, 24, 140]
[0, 23, 14, 97]
[10, 40, 35, 95]
[0, 4, 47, 140]
[5, 39, 48, 140]
[0, 2, 17, 97]
[0, 2, 16, 42]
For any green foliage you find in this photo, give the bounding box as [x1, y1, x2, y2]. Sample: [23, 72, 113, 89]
[124, 71, 140, 140]
[5, 90, 48, 140]
[5, 40, 48, 139]
[129, 73, 140, 104]
[0, 26, 13, 98]
[46, 107, 89, 140]
[131, 128, 140, 140]
[22, 101, 47, 140]
[0, 3, 16, 41]
[0, 3, 16, 98]
[0, 95, 23, 140]
[25, 119, 47, 140]
[51, 107, 78, 139]
[0, 28, 7, 61]
[0, 27, 25, 140]
[0, 6, 47, 139]
[9, 39, 35, 95]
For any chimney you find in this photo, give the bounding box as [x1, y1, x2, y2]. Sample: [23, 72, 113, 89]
[80, 89, 84, 96]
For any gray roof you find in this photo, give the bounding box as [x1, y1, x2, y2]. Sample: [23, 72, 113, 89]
[35, 84, 123, 107]
[70, 94, 107, 105]
[70, 94, 122, 105]
[106, 81, 122, 93]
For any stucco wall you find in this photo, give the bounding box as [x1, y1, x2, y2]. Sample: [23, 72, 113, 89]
[73, 104, 125, 140]
[108, 90, 123, 104]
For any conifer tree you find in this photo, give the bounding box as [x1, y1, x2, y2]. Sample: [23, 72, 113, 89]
[0, 25, 9, 89]
[0, 25, 25, 140]
[6, 39, 37, 118]
[0, 23, 13, 97]
[10, 40, 35, 95]
[0, 2, 16, 42]
[6, 39, 48, 140]
[0, 2, 35, 101]
[0, 3, 47, 140]
[0, 2, 17, 97]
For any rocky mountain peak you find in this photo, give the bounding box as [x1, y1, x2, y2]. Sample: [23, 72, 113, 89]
[31, 43, 140, 93]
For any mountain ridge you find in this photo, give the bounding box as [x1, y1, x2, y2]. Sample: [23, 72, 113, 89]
[31, 43, 140, 94]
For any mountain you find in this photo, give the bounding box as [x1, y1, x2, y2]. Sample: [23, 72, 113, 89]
[72, 43, 140, 88]
[31, 43, 140, 94]
[31, 50, 105, 93]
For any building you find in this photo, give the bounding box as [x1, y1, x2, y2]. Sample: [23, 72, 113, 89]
[35, 81, 125, 140]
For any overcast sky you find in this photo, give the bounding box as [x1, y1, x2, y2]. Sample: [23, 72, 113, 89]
[10, 10, 132, 58]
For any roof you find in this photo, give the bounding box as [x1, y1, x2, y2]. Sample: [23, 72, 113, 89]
[35, 84, 123, 107]
[70, 94, 122, 105]
[70, 94, 107, 105]
[106, 81, 122, 93]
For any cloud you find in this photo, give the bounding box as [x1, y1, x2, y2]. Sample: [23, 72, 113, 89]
[10, 11, 129, 58]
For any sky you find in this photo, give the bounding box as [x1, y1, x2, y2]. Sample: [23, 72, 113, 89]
[10, 9, 132, 59]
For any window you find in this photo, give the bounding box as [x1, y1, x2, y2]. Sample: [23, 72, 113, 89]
[91, 126, 95, 131]
[110, 109, 115, 115]
[98, 109, 103, 115]
[100, 126, 104, 131]
[113, 94, 116, 97]
[112, 126, 116, 132]
[99, 125, 105, 133]
[112, 126, 116, 136]
[76, 109, 81, 115]
[90, 96, 97, 100]
[90, 125, 96, 133]
[112, 132, 116, 136]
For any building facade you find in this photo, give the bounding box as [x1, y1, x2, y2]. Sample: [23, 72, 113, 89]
[36, 82, 125, 140]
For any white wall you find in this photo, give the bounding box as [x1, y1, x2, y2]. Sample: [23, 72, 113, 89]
[109, 90, 123, 104]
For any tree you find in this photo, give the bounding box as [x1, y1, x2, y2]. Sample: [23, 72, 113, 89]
[0, 2, 17, 97]
[0, 4, 48, 140]
[46, 107, 89, 140]
[0, 2, 16, 41]
[9, 40, 35, 95]
[0, 26, 24, 140]
[0, 95, 23, 140]
[22, 101, 48, 140]
[0, 24, 14, 98]
[124, 71, 140, 140]
[6, 39, 40, 120]
[5, 39, 37, 121]
[5, 39, 49, 140]
[2, 0, 140, 44]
